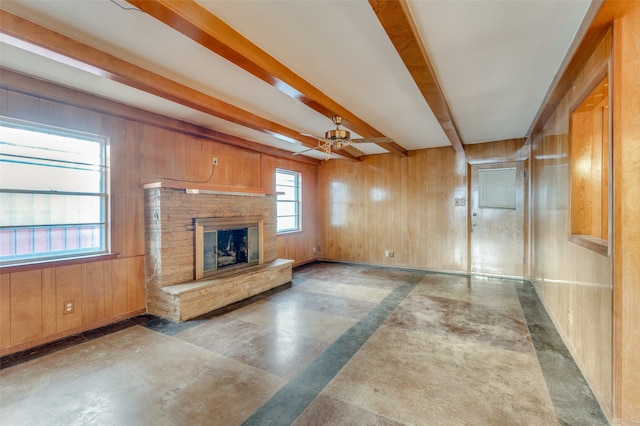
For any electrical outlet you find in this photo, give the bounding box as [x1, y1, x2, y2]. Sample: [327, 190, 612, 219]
[385, 250, 394, 257]
[63, 300, 75, 315]
[212, 157, 218, 166]
[312, 247, 316, 255]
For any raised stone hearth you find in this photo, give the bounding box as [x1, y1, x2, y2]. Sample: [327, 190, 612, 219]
[155, 259, 293, 321]
[143, 184, 293, 321]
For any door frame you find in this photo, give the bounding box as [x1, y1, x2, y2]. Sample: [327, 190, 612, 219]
[467, 158, 530, 279]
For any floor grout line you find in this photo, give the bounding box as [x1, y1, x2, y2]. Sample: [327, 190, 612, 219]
[516, 281, 608, 425]
[241, 280, 420, 425]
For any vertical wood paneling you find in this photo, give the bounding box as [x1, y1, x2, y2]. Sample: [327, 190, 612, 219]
[55, 265, 83, 332]
[320, 148, 454, 272]
[0, 274, 11, 349]
[134, 256, 146, 310]
[123, 256, 146, 312]
[126, 257, 139, 312]
[531, 32, 613, 417]
[111, 258, 129, 317]
[109, 116, 128, 257]
[613, 3, 640, 421]
[186, 136, 204, 183]
[319, 143, 521, 274]
[10, 270, 42, 345]
[1, 72, 320, 355]
[128, 122, 146, 257]
[81, 262, 105, 324]
[174, 132, 189, 182]
[159, 129, 176, 180]
[41, 268, 57, 337]
[140, 124, 159, 181]
[103, 260, 114, 318]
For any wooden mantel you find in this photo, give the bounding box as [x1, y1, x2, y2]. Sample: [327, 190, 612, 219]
[141, 179, 272, 196]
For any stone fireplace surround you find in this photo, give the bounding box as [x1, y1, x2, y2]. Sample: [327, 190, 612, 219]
[143, 185, 293, 321]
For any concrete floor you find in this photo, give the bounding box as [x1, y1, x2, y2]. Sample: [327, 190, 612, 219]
[0, 262, 608, 425]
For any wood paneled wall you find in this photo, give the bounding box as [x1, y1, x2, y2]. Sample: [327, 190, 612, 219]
[318, 140, 526, 273]
[529, 10, 640, 418]
[0, 72, 319, 355]
[319, 148, 466, 272]
[0, 257, 145, 353]
[263, 156, 319, 267]
[531, 31, 614, 418]
[612, 2, 640, 421]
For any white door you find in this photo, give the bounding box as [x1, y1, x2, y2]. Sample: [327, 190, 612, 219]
[469, 161, 526, 278]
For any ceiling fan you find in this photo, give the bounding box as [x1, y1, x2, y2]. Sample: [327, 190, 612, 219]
[295, 115, 393, 159]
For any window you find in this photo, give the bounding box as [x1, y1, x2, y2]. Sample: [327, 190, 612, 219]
[275, 169, 301, 233]
[478, 168, 517, 209]
[569, 74, 610, 255]
[0, 118, 109, 265]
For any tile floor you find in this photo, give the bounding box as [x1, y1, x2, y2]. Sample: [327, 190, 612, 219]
[0, 262, 608, 425]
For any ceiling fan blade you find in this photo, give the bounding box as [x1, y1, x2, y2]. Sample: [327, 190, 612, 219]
[292, 146, 320, 156]
[300, 132, 331, 141]
[351, 137, 394, 144]
[301, 132, 341, 144]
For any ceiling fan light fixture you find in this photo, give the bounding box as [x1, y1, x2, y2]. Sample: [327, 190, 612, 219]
[324, 128, 350, 141]
[297, 114, 392, 159]
[333, 140, 347, 150]
[325, 114, 350, 142]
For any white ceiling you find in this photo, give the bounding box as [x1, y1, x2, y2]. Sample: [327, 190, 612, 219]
[0, 0, 592, 160]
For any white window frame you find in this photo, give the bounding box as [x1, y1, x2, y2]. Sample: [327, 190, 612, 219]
[275, 168, 301, 234]
[0, 117, 110, 266]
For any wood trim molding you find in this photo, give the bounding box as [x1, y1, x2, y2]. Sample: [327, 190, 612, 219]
[0, 253, 120, 275]
[369, 0, 465, 153]
[0, 10, 360, 162]
[0, 68, 321, 166]
[568, 234, 609, 257]
[526, 0, 633, 143]
[467, 157, 529, 166]
[128, 0, 407, 158]
[0, 309, 146, 358]
[141, 180, 271, 196]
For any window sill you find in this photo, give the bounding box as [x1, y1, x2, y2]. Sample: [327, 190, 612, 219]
[0, 253, 120, 274]
[277, 230, 303, 236]
[569, 234, 609, 256]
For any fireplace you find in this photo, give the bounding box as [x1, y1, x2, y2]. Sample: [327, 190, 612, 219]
[144, 186, 290, 321]
[194, 216, 263, 279]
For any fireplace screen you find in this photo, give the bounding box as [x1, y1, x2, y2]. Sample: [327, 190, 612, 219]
[203, 227, 259, 271]
[195, 217, 262, 279]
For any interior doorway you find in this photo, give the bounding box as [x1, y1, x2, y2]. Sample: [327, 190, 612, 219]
[468, 160, 527, 278]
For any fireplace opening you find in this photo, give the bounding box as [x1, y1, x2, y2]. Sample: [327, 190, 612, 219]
[205, 227, 258, 271]
[195, 217, 262, 279]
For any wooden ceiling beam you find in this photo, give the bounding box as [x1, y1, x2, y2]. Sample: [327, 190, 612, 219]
[0, 68, 322, 166]
[127, 0, 407, 158]
[369, 0, 465, 153]
[0, 10, 360, 162]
